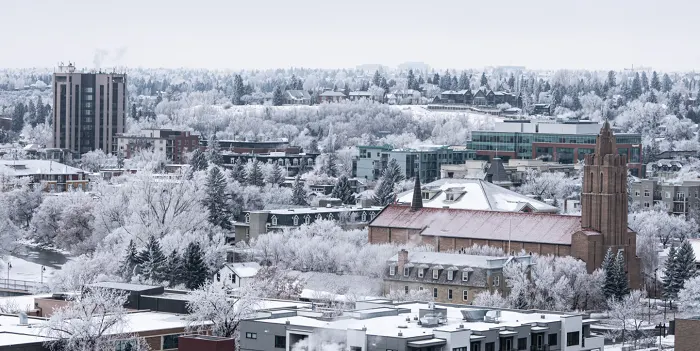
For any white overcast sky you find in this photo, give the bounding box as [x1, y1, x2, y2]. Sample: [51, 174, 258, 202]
[1, 0, 698, 71]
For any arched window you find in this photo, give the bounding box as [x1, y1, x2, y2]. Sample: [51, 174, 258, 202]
[244, 213, 250, 224]
[599, 172, 604, 192]
[361, 211, 367, 222]
[316, 214, 323, 221]
[327, 213, 334, 220]
[370, 212, 377, 220]
[271, 215, 277, 226]
[589, 172, 594, 192]
[293, 215, 299, 226]
[304, 215, 311, 225]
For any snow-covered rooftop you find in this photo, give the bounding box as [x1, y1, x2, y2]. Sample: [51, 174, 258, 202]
[370, 205, 582, 245]
[261, 205, 384, 215]
[254, 302, 574, 338]
[386, 252, 530, 269]
[396, 178, 558, 213]
[225, 262, 261, 278]
[0, 160, 84, 176]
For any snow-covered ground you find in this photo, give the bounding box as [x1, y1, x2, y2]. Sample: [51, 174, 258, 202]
[0, 256, 60, 282]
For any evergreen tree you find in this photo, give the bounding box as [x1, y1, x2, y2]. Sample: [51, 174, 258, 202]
[508, 74, 516, 90]
[230, 158, 246, 183]
[417, 75, 425, 86]
[440, 70, 452, 90]
[372, 70, 382, 87]
[663, 245, 681, 300]
[131, 103, 138, 120]
[602, 248, 617, 299]
[320, 153, 338, 177]
[26, 100, 37, 127]
[651, 71, 661, 91]
[118, 240, 140, 280]
[432, 73, 440, 87]
[206, 134, 223, 166]
[407, 70, 416, 91]
[116, 151, 125, 169]
[662, 73, 673, 92]
[246, 159, 264, 186]
[291, 174, 308, 206]
[450, 76, 458, 90]
[380, 77, 389, 91]
[675, 240, 697, 286]
[137, 236, 167, 282]
[272, 86, 285, 106]
[386, 158, 405, 184]
[36, 96, 45, 124]
[641, 72, 649, 92]
[12, 102, 26, 132]
[605, 70, 616, 91]
[480, 72, 488, 87]
[373, 164, 400, 206]
[183, 242, 208, 290]
[648, 90, 658, 103]
[204, 167, 231, 229]
[613, 251, 629, 299]
[458, 72, 469, 90]
[190, 148, 208, 172]
[331, 175, 355, 205]
[630, 73, 642, 99]
[165, 249, 185, 287]
[266, 162, 284, 186]
[232, 74, 245, 105]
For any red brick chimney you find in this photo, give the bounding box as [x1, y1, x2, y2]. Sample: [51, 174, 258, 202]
[398, 249, 409, 270]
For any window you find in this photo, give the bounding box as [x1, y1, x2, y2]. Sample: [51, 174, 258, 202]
[493, 276, 500, 286]
[316, 214, 323, 220]
[644, 189, 650, 196]
[293, 215, 299, 226]
[245, 332, 257, 339]
[453, 348, 468, 351]
[634, 190, 640, 196]
[231, 274, 236, 283]
[116, 339, 137, 351]
[501, 338, 513, 351]
[271, 215, 278, 226]
[666, 191, 671, 198]
[644, 202, 650, 208]
[351, 347, 362, 351]
[548, 333, 557, 346]
[462, 271, 469, 281]
[470, 342, 481, 351]
[304, 215, 311, 225]
[404, 286, 409, 294]
[275, 335, 287, 348]
[447, 270, 454, 280]
[463, 290, 468, 301]
[162, 334, 181, 349]
[404, 267, 410, 277]
[485, 342, 495, 351]
[517, 337, 527, 350]
[245, 213, 250, 223]
[418, 269, 424, 278]
[448, 289, 453, 300]
[419, 286, 423, 290]
[566, 332, 579, 346]
[433, 288, 438, 298]
[433, 269, 439, 279]
[361, 211, 367, 221]
[390, 265, 396, 276]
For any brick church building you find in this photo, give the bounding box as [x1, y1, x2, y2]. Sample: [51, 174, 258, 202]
[368, 121, 641, 288]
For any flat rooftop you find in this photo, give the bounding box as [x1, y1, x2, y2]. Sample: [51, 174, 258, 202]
[253, 302, 574, 338]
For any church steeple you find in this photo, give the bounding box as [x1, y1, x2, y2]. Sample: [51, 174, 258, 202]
[593, 120, 616, 163]
[411, 173, 423, 211]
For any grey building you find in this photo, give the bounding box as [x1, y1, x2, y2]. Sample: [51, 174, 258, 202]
[630, 178, 700, 222]
[233, 204, 384, 243]
[384, 250, 532, 305]
[357, 145, 476, 183]
[239, 300, 604, 351]
[52, 63, 127, 155]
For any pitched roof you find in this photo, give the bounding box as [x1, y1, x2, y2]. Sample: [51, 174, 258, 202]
[319, 91, 346, 97]
[225, 262, 261, 278]
[370, 205, 582, 245]
[286, 90, 310, 99]
[0, 160, 84, 176]
[386, 251, 531, 269]
[395, 178, 558, 213]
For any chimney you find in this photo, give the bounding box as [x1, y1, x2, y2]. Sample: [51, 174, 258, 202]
[411, 173, 423, 211]
[398, 249, 409, 271]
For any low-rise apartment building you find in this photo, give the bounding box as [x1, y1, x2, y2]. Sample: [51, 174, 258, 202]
[239, 300, 604, 351]
[384, 250, 532, 304]
[117, 129, 199, 163]
[630, 178, 700, 222]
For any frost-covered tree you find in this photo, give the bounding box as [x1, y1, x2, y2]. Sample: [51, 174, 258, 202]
[248, 266, 305, 300]
[607, 290, 648, 349]
[165, 249, 185, 287]
[137, 235, 167, 282]
[189, 149, 208, 172]
[41, 288, 147, 351]
[472, 290, 508, 307]
[29, 191, 95, 254]
[118, 240, 140, 280]
[206, 134, 223, 166]
[407, 70, 416, 91]
[232, 74, 245, 105]
[678, 276, 700, 316]
[663, 245, 681, 300]
[650, 71, 661, 91]
[183, 242, 208, 290]
[291, 174, 308, 206]
[331, 175, 355, 205]
[480, 72, 488, 87]
[80, 149, 117, 172]
[204, 167, 231, 229]
[386, 288, 434, 302]
[629, 203, 698, 247]
[517, 170, 580, 202]
[613, 250, 629, 299]
[265, 162, 285, 186]
[602, 248, 617, 300]
[675, 240, 697, 286]
[630, 72, 642, 99]
[272, 86, 284, 106]
[245, 159, 264, 186]
[373, 177, 395, 206]
[662, 73, 673, 92]
[229, 158, 246, 183]
[186, 281, 258, 337]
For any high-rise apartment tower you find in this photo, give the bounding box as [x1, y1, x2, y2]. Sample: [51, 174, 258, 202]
[52, 63, 126, 154]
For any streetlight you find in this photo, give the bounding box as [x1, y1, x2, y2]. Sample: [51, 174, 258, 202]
[40, 266, 46, 284]
[6, 262, 11, 281]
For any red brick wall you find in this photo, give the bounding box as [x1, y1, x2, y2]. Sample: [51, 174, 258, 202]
[676, 319, 700, 351]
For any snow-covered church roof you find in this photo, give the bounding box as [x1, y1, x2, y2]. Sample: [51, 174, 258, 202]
[395, 178, 558, 213]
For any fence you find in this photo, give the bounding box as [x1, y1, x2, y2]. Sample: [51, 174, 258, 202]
[0, 279, 43, 292]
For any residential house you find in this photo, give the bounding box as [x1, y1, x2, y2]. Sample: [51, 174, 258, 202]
[0, 160, 88, 192]
[284, 90, 312, 105]
[318, 91, 346, 103]
[388, 89, 421, 105]
[216, 262, 261, 289]
[532, 104, 552, 116]
[384, 250, 532, 304]
[348, 91, 375, 101]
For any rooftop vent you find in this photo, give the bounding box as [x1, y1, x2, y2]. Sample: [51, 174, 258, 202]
[484, 310, 501, 323]
[461, 309, 488, 322]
